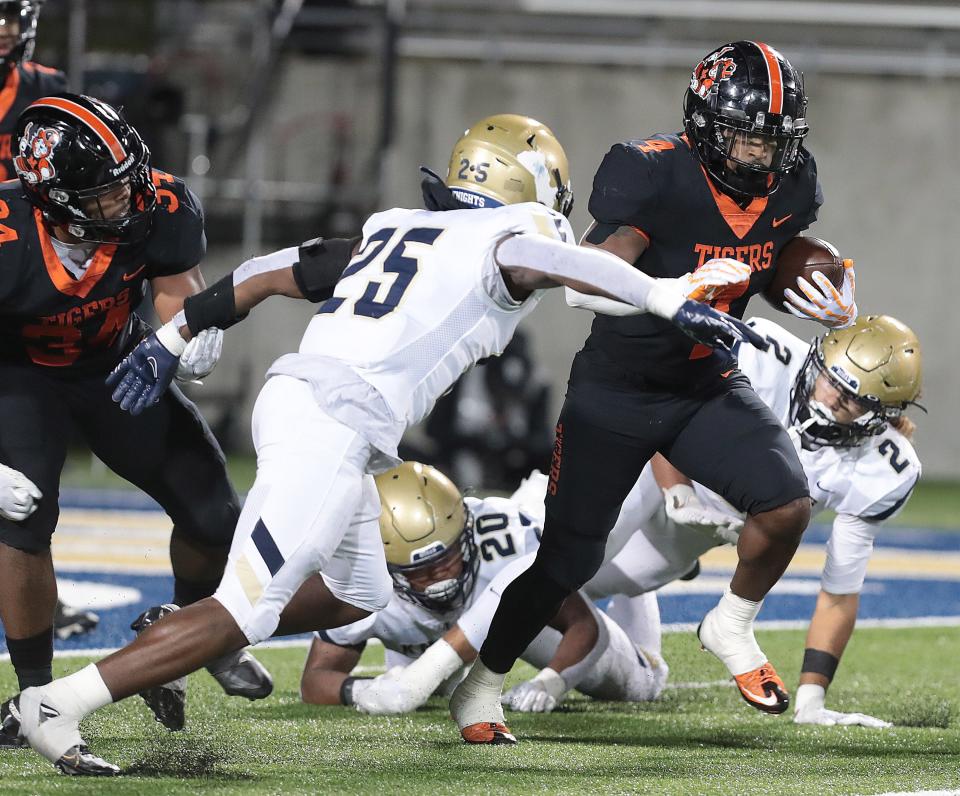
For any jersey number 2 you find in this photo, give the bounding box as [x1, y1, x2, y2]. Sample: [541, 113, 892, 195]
[317, 226, 443, 319]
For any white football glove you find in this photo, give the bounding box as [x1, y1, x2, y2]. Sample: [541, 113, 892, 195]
[0, 463, 42, 522]
[175, 327, 223, 383]
[501, 667, 567, 713]
[783, 259, 858, 328]
[662, 484, 742, 544]
[681, 257, 752, 303]
[352, 667, 416, 715]
[793, 683, 891, 728]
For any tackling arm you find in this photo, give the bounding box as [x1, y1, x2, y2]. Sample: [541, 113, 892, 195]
[299, 636, 364, 705]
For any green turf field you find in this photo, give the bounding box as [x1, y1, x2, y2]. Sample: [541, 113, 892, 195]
[2, 626, 957, 795]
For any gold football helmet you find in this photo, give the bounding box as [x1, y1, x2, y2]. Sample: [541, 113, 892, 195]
[440, 113, 573, 216]
[374, 461, 478, 612]
[789, 314, 922, 446]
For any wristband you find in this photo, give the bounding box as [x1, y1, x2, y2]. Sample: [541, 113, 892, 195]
[183, 272, 246, 337]
[339, 675, 372, 706]
[155, 319, 187, 357]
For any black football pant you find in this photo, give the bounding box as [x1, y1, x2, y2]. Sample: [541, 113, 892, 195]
[479, 363, 808, 674]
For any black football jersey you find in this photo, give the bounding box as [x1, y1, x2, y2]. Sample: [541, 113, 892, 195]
[585, 132, 822, 388]
[0, 169, 206, 375]
[0, 61, 68, 180]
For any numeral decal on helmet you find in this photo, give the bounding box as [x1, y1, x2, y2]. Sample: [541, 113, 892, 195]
[316, 226, 444, 319]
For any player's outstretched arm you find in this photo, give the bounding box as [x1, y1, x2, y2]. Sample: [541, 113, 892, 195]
[350, 628, 474, 716]
[495, 233, 768, 354]
[300, 636, 364, 705]
[106, 237, 359, 415]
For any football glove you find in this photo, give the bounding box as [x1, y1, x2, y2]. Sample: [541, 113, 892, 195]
[682, 258, 752, 303]
[672, 299, 769, 354]
[794, 684, 890, 728]
[501, 668, 567, 713]
[0, 463, 42, 522]
[105, 321, 186, 416]
[783, 259, 857, 328]
[662, 484, 743, 545]
[176, 327, 223, 383]
[351, 667, 415, 715]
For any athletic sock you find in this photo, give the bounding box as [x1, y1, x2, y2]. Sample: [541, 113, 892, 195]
[712, 588, 766, 673]
[6, 627, 54, 689]
[41, 664, 114, 719]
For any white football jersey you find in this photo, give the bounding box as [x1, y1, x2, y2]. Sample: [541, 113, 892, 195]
[269, 203, 573, 460]
[693, 317, 921, 522]
[320, 494, 541, 658]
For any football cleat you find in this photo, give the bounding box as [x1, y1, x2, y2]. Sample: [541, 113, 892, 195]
[17, 689, 119, 775]
[0, 694, 27, 749]
[54, 599, 100, 641]
[205, 649, 274, 701]
[731, 663, 789, 715]
[459, 722, 517, 745]
[697, 607, 789, 715]
[130, 604, 187, 731]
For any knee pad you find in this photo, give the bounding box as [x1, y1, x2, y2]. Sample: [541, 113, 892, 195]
[535, 512, 609, 593]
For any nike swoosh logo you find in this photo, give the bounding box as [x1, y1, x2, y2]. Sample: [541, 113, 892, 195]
[815, 479, 832, 493]
[738, 686, 780, 707]
[772, 214, 793, 228]
[146, 356, 159, 379]
[122, 264, 147, 282]
[39, 702, 61, 721]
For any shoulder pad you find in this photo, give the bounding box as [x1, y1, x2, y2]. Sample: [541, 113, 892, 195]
[587, 140, 669, 228]
[841, 432, 921, 522]
[145, 172, 206, 274]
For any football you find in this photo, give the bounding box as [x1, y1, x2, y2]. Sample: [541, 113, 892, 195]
[763, 236, 846, 313]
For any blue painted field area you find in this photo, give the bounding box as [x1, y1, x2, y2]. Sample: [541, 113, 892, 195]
[1, 496, 958, 655]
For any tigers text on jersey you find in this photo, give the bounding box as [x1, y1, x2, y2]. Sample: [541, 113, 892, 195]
[584, 133, 822, 388]
[696, 317, 920, 522]
[268, 202, 574, 459]
[0, 172, 205, 374]
[319, 495, 540, 658]
[0, 62, 68, 180]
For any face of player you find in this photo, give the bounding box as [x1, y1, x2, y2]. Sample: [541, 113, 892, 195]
[0, 17, 20, 57]
[404, 546, 465, 593]
[723, 129, 777, 169]
[812, 372, 867, 425]
[80, 180, 132, 221]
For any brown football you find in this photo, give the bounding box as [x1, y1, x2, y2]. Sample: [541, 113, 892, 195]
[763, 236, 846, 313]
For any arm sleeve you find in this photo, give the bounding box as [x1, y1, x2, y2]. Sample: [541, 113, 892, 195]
[820, 513, 879, 595]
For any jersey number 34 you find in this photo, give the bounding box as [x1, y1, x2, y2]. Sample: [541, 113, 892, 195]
[317, 226, 443, 319]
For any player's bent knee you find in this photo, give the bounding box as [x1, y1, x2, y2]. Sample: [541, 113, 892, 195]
[751, 496, 810, 541]
[176, 499, 241, 548]
[536, 514, 608, 592]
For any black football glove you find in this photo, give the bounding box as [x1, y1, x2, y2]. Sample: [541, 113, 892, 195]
[105, 332, 181, 416]
[672, 299, 769, 354]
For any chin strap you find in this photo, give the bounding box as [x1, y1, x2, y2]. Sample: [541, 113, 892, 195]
[419, 167, 471, 211]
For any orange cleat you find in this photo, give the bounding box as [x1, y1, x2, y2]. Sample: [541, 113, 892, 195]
[732, 662, 789, 714]
[460, 721, 517, 745]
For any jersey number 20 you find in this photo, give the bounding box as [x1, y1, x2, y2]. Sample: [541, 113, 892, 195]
[317, 226, 443, 319]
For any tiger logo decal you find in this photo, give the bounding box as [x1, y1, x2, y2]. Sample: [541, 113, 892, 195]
[14, 122, 63, 185]
[690, 45, 738, 99]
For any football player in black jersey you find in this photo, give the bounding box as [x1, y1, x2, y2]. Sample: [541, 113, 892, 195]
[0, 2, 67, 180]
[453, 41, 859, 741]
[0, 94, 273, 744]
[0, 0, 104, 642]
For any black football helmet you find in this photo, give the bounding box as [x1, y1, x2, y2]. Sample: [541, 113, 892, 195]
[683, 41, 809, 201]
[14, 93, 157, 244]
[0, 1, 42, 67]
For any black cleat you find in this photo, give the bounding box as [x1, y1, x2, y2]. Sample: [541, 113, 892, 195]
[206, 649, 274, 701]
[54, 599, 100, 641]
[0, 695, 27, 749]
[131, 605, 186, 731]
[55, 744, 120, 776]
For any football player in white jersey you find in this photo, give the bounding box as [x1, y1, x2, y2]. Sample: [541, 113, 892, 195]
[300, 463, 666, 715]
[579, 314, 922, 726]
[7, 114, 767, 774]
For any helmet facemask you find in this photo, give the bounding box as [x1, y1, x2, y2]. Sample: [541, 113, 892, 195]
[789, 344, 895, 448]
[388, 506, 480, 613]
[0, 1, 40, 67]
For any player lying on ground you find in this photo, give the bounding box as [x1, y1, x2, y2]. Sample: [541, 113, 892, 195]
[0, 93, 272, 750]
[578, 314, 921, 726]
[300, 464, 666, 715]
[5, 113, 767, 774]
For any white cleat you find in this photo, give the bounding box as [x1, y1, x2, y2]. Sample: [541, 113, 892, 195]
[449, 663, 516, 745]
[17, 689, 119, 776]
